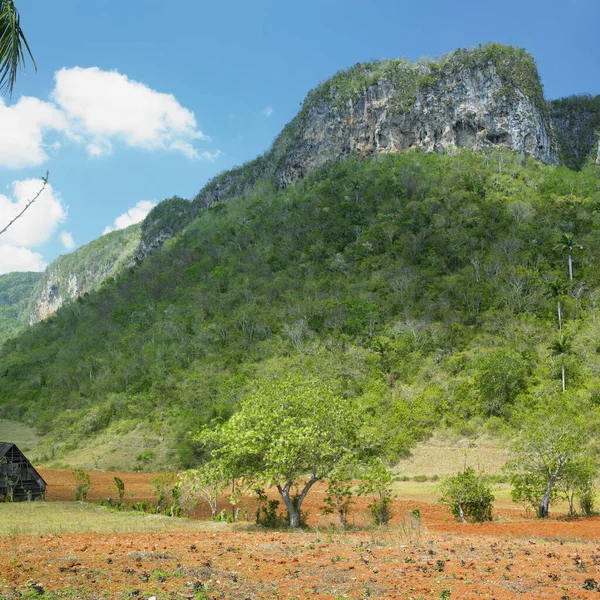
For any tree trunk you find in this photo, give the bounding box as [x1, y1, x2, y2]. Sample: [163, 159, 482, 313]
[568, 253, 573, 281]
[561, 362, 566, 392]
[277, 477, 317, 528]
[539, 477, 556, 518]
[557, 300, 562, 331]
[231, 478, 235, 522]
[457, 504, 466, 523]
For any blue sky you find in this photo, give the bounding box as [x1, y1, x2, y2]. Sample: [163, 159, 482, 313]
[0, 0, 598, 273]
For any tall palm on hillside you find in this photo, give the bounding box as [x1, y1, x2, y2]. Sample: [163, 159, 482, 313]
[555, 232, 583, 282]
[550, 334, 572, 393]
[0, 0, 35, 96]
[547, 277, 569, 331]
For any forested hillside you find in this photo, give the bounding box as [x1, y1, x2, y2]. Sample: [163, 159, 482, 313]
[0, 272, 42, 341]
[1, 149, 599, 468]
[0, 224, 142, 344]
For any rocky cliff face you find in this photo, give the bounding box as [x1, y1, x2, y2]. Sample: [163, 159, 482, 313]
[194, 44, 557, 210]
[134, 197, 194, 261]
[27, 224, 141, 325]
[549, 94, 600, 170]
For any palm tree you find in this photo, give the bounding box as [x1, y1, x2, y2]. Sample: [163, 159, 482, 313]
[550, 334, 572, 393]
[555, 233, 583, 282]
[547, 277, 569, 331]
[0, 0, 35, 97]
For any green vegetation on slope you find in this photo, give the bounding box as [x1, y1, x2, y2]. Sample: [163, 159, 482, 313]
[0, 225, 141, 347]
[1, 149, 600, 468]
[0, 271, 42, 341]
[138, 196, 194, 255]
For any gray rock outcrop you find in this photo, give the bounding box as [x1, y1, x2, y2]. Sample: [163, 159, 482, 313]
[194, 45, 557, 210]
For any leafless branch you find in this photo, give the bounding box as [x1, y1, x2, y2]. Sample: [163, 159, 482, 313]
[0, 171, 48, 237]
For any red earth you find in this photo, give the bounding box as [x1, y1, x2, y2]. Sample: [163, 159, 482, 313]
[1, 469, 599, 599]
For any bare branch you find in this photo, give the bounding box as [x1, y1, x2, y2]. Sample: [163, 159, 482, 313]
[0, 171, 48, 237]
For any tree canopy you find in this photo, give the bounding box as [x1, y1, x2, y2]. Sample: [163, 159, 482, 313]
[196, 375, 372, 527]
[507, 401, 597, 517]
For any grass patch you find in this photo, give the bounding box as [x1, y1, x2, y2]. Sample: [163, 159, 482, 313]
[0, 420, 44, 453]
[0, 502, 227, 536]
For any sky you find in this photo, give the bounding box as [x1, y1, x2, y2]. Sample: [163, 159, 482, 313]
[0, 0, 598, 274]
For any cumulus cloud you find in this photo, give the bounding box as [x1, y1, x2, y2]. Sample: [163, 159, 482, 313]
[197, 149, 223, 162]
[60, 231, 76, 250]
[262, 105, 273, 117]
[0, 179, 67, 247]
[52, 67, 209, 159]
[103, 200, 157, 235]
[0, 245, 46, 275]
[0, 67, 219, 169]
[0, 97, 68, 168]
[0, 179, 67, 274]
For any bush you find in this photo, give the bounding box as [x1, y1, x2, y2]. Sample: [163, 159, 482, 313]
[580, 483, 596, 516]
[439, 467, 494, 523]
[72, 469, 93, 502]
[358, 459, 395, 526]
[113, 476, 125, 503]
[322, 468, 354, 529]
[258, 500, 286, 528]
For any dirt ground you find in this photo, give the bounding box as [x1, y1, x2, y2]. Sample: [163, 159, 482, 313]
[2, 469, 600, 599]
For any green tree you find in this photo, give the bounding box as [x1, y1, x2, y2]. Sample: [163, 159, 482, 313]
[439, 466, 494, 523]
[196, 375, 369, 528]
[555, 455, 597, 516]
[177, 465, 227, 520]
[0, 0, 35, 96]
[473, 349, 528, 417]
[506, 404, 594, 518]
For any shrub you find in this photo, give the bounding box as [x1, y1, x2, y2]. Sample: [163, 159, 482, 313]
[358, 459, 395, 526]
[439, 467, 494, 523]
[322, 469, 354, 530]
[258, 499, 285, 528]
[72, 469, 93, 502]
[579, 482, 596, 516]
[113, 476, 125, 503]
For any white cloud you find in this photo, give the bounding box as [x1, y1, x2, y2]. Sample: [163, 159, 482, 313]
[0, 97, 68, 168]
[0, 179, 67, 247]
[197, 149, 223, 162]
[103, 200, 157, 235]
[0, 179, 67, 274]
[0, 245, 46, 275]
[60, 231, 76, 250]
[0, 67, 219, 169]
[52, 67, 208, 159]
[262, 105, 273, 117]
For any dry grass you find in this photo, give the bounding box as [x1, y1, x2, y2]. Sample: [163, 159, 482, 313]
[0, 420, 44, 452]
[395, 432, 510, 477]
[0, 501, 227, 535]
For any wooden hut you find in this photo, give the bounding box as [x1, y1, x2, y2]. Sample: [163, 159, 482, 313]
[0, 443, 46, 501]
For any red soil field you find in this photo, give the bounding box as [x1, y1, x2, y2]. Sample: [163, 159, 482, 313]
[1, 469, 599, 599]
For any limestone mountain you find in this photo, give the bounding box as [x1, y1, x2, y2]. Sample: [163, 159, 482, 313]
[0, 43, 599, 344]
[193, 44, 558, 212]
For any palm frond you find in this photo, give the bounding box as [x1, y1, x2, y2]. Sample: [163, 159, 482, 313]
[0, 0, 36, 97]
